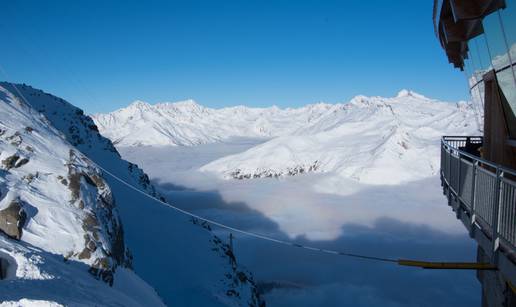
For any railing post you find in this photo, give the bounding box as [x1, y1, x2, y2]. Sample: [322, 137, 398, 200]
[454, 152, 462, 217]
[470, 161, 478, 227]
[492, 168, 503, 263]
[446, 146, 451, 202]
[446, 145, 451, 188]
[440, 140, 444, 187]
[441, 140, 445, 187]
[457, 153, 462, 199]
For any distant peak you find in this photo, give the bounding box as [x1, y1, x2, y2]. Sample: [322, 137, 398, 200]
[128, 100, 151, 108]
[304, 101, 332, 109]
[172, 99, 199, 107]
[154, 99, 200, 108]
[349, 95, 370, 105]
[396, 89, 428, 100]
[396, 89, 411, 97]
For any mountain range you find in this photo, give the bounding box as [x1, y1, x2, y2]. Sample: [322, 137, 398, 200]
[93, 90, 481, 185]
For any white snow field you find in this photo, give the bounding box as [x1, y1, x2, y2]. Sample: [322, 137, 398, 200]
[0, 83, 262, 307]
[104, 90, 483, 306]
[95, 89, 480, 188]
[199, 90, 480, 185]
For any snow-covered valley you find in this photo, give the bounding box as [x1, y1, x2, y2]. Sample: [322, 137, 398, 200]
[118, 141, 480, 307]
[97, 90, 483, 306]
[94, 89, 481, 187]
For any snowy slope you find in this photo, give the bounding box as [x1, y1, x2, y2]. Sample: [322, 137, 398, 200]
[0, 83, 262, 306]
[0, 236, 164, 306]
[199, 90, 481, 185]
[0, 84, 163, 305]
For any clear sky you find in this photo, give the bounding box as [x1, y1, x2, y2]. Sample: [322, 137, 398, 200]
[1, 0, 470, 113]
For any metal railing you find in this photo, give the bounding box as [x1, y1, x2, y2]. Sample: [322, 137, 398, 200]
[441, 136, 516, 252]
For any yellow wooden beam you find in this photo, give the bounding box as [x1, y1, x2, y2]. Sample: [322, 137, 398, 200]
[508, 281, 516, 293]
[398, 259, 498, 270]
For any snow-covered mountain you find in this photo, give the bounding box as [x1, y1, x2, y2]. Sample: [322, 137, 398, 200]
[0, 83, 262, 306]
[0, 83, 162, 305]
[201, 90, 481, 185]
[93, 99, 334, 146]
[94, 90, 481, 185]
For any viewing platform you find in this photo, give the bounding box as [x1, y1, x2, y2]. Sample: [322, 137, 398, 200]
[441, 136, 516, 288]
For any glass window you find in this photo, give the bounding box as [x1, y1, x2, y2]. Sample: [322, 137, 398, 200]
[470, 81, 486, 132]
[464, 49, 485, 114]
[483, 10, 509, 70]
[467, 41, 487, 87]
[471, 35, 492, 72]
[483, 5, 516, 119]
[500, 0, 516, 55]
[464, 52, 477, 87]
[498, 68, 516, 109]
[476, 79, 486, 110]
[463, 48, 486, 127]
[497, 1, 516, 115]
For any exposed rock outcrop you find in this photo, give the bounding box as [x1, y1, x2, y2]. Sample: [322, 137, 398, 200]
[2, 155, 19, 170]
[191, 217, 263, 306]
[0, 200, 26, 240]
[2, 155, 29, 170]
[66, 149, 127, 285]
[229, 160, 321, 180]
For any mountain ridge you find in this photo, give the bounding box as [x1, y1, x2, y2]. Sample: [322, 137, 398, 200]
[0, 82, 262, 306]
[200, 93, 480, 185]
[93, 90, 468, 147]
[93, 90, 480, 187]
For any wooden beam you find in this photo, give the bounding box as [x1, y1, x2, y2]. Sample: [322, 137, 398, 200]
[442, 18, 483, 43]
[450, 0, 506, 21]
[398, 259, 498, 270]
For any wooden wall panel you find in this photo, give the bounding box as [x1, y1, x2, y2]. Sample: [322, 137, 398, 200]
[483, 70, 516, 170]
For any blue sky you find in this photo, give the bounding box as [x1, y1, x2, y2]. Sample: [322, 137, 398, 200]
[1, 0, 469, 113]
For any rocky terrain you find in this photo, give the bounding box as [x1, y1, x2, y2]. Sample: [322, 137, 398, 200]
[0, 83, 263, 306]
